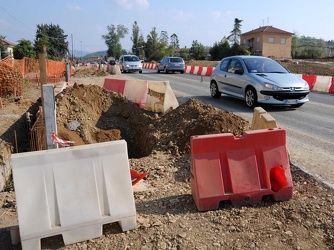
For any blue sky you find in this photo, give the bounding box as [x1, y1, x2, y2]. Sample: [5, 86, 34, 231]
[1, 0, 333, 53]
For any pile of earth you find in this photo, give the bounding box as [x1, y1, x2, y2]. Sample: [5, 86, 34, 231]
[55, 83, 250, 158]
[71, 67, 110, 78]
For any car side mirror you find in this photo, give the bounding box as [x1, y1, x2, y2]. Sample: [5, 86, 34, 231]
[234, 69, 244, 75]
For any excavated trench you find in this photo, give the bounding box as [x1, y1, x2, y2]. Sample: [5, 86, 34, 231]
[55, 83, 250, 158]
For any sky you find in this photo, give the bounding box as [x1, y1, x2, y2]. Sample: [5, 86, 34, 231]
[1, 0, 333, 54]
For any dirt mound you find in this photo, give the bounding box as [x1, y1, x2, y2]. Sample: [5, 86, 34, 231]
[278, 59, 334, 76]
[55, 84, 250, 158]
[71, 67, 110, 78]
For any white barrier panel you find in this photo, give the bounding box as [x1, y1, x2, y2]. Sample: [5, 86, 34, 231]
[123, 79, 148, 108]
[146, 81, 179, 113]
[12, 140, 136, 250]
[313, 75, 332, 92]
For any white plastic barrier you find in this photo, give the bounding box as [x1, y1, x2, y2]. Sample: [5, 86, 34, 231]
[146, 81, 179, 113]
[11, 140, 136, 250]
[123, 79, 148, 108]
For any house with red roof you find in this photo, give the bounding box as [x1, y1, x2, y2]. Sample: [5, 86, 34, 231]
[240, 26, 293, 58]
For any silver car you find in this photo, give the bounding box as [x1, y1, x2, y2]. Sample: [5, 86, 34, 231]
[210, 55, 310, 108]
[119, 55, 142, 73]
[157, 56, 185, 74]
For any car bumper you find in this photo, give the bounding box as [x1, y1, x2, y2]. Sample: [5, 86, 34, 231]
[258, 90, 309, 105]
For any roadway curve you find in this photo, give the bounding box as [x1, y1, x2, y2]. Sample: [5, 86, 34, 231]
[121, 69, 334, 188]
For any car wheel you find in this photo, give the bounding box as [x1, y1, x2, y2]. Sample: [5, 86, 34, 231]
[210, 82, 221, 98]
[139, 70, 142, 73]
[180, 70, 184, 74]
[157, 68, 160, 73]
[245, 87, 257, 108]
[164, 67, 168, 74]
[291, 103, 304, 108]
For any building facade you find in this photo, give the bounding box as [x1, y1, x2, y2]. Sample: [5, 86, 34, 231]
[240, 26, 293, 58]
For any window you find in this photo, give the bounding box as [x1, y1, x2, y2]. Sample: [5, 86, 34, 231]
[243, 39, 246, 44]
[256, 37, 260, 43]
[280, 38, 286, 44]
[268, 37, 275, 43]
[220, 59, 229, 72]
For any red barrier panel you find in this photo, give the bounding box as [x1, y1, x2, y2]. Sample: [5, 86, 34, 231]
[197, 67, 203, 75]
[302, 75, 317, 90]
[205, 67, 214, 76]
[190, 128, 292, 211]
[329, 77, 334, 93]
[103, 78, 126, 94]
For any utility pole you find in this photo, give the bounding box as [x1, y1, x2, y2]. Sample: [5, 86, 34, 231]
[71, 34, 74, 61]
[80, 41, 82, 62]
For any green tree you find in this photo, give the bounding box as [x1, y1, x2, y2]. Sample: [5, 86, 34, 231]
[145, 27, 162, 61]
[34, 24, 68, 60]
[209, 37, 231, 60]
[131, 21, 141, 56]
[189, 40, 206, 60]
[227, 18, 243, 45]
[102, 24, 128, 59]
[13, 39, 36, 59]
[0, 35, 9, 59]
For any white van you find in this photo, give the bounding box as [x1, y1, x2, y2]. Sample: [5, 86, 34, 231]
[119, 55, 143, 73]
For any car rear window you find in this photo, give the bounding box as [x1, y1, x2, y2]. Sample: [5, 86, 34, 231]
[170, 57, 183, 63]
[124, 56, 140, 62]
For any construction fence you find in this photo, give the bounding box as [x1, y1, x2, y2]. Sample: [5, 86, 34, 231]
[1, 56, 67, 85]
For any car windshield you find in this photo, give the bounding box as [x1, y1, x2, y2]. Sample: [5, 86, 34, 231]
[170, 57, 183, 63]
[124, 56, 140, 62]
[243, 58, 289, 74]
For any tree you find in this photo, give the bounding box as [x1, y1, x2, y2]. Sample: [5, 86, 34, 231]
[102, 24, 128, 59]
[209, 37, 231, 60]
[13, 39, 36, 59]
[145, 27, 162, 61]
[34, 24, 68, 60]
[0, 35, 9, 59]
[189, 40, 206, 60]
[131, 21, 141, 56]
[227, 18, 243, 45]
[170, 33, 179, 49]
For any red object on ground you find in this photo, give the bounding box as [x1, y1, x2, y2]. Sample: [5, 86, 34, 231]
[190, 128, 293, 211]
[270, 166, 288, 192]
[103, 78, 126, 93]
[130, 169, 146, 186]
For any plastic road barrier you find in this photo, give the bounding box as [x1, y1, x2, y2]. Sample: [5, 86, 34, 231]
[11, 140, 136, 250]
[190, 128, 293, 211]
[251, 107, 277, 130]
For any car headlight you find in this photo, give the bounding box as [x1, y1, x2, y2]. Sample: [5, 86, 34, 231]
[264, 82, 282, 90]
[302, 80, 310, 90]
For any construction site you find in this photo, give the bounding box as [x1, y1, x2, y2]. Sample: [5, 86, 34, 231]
[1, 60, 334, 249]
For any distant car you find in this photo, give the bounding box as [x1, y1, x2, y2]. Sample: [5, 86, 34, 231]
[119, 55, 142, 73]
[210, 55, 310, 108]
[157, 56, 185, 74]
[109, 60, 117, 65]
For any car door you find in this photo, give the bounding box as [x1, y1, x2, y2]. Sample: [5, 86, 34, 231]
[223, 59, 248, 98]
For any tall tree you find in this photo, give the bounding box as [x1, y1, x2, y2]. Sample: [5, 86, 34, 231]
[189, 40, 206, 60]
[209, 37, 231, 60]
[145, 27, 161, 61]
[102, 24, 128, 59]
[13, 39, 36, 59]
[131, 21, 140, 55]
[170, 33, 179, 49]
[34, 24, 68, 60]
[228, 18, 243, 45]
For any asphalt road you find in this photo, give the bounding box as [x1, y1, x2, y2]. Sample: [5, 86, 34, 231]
[125, 69, 334, 188]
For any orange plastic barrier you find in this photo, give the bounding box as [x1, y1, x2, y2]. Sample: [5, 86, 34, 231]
[190, 128, 292, 211]
[103, 78, 126, 93]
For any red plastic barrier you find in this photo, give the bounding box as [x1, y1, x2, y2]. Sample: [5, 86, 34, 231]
[302, 75, 317, 90]
[197, 67, 203, 75]
[190, 128, 292, 211]
[329, 77, 334, 93]
[205, 67, 214, 76]
[103, 78, 126, 94]
[130, 169, 146, 186]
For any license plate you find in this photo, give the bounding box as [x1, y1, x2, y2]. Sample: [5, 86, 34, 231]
[174, 63, 180, 66]
[284, 99, 298, 104]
